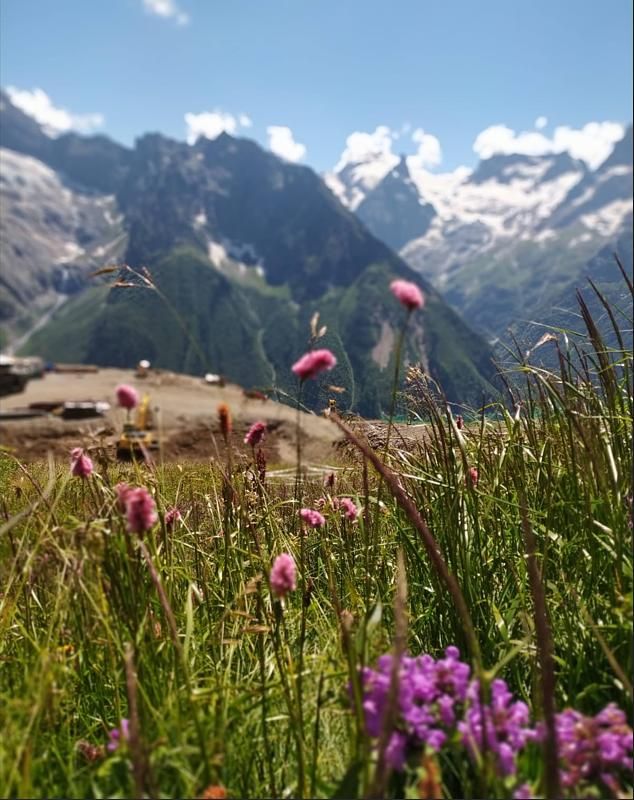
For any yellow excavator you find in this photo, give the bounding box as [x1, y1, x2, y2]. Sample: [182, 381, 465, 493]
[116, 394, 159, 460]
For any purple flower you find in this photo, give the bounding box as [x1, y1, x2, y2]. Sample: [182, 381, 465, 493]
[458, 678, 537, 777]
[354, 645, 634, 792]
[512, 783, 535, 800]
[358, 647, 473, 770]
[385, 731, 407, 771]
[107, 718, 130, 752]
[555, 704, 633, 794]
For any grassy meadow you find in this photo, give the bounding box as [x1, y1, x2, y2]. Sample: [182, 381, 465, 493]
[1, 278, 632, 799]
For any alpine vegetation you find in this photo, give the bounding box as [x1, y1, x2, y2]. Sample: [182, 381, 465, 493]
[0, 274, 632, 800]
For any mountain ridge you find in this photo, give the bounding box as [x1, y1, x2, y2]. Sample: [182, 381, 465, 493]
[0, 91, 496, 416]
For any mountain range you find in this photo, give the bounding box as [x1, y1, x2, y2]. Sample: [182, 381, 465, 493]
[326, 126, 633, 342]
[0, 90, 495, 417]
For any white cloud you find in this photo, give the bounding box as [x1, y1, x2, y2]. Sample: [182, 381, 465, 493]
[473, 121, 624, 169]
[142, 0, 189, 25]
[410, 128, 443, 168]
[333, 124, 443, 173]
[535, 115, 548, 130]
[334, 125, 397, 171]
[6, 86, 104, 137]
[266, 125, 306, 162]
[185, 110, 252, 144]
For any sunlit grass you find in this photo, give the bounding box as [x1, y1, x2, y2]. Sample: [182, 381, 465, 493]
[0, 276, 632, 799]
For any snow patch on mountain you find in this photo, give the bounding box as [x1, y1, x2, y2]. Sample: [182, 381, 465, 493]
[325, 151, 398, 211]
[0, 146, 126, 339]
[207, 237, 266, 279]
[579, 199, 633, 237]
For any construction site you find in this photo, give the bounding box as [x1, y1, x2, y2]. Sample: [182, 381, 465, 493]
[0, 360, 344, 467]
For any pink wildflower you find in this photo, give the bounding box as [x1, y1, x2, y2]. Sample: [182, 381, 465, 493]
[244, 421, 267, 447]
[339, 497, 359, 521]
[70, 448, 93, 478]
[269, 553, 297, 598]
[164, 507, 182, 528]
[467, 467, 479, 487]
[115, 384, 139, 410]
[114, 482, 133, 512]
[106, 718, 130, 752]
[125, 486, 158, 533]
[300, 508, 326, 528]
[390, 279, 425, 311]
[291, 349, 337, 381]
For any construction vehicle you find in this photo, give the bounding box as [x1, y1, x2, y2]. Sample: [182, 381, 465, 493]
[0, 355, 44, 397]
[116, 394, 159, 460]
[136, 359, 151, 378]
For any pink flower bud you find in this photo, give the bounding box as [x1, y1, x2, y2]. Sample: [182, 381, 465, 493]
[115, 384, 139, 410]
[164, 507, 182, 528]
[390, 279, 425, 311]
[269, 553, 297, 598]
[125, 486, 158, 533]
[244, 421, 267, 447]
[70, 448, 93, 478]
[291, 349, 337, 381]
[114, 482, 133, 512]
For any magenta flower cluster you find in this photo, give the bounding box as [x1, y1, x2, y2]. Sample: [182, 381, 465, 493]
[107, 718, 130, 752]
[360, 647, 471, 771]
[357, 648, 633, 794]
[555, 704, 633, 796]
[458, 677, 537, 777]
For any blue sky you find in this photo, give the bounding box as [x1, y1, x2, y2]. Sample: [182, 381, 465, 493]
[1, 0, 632, 172]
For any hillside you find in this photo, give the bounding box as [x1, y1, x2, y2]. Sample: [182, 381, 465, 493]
[1, 92, 496, 416]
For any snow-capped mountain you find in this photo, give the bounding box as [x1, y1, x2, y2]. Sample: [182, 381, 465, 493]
[342, 155, 437, 251]
[326, 127, 633, 338]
